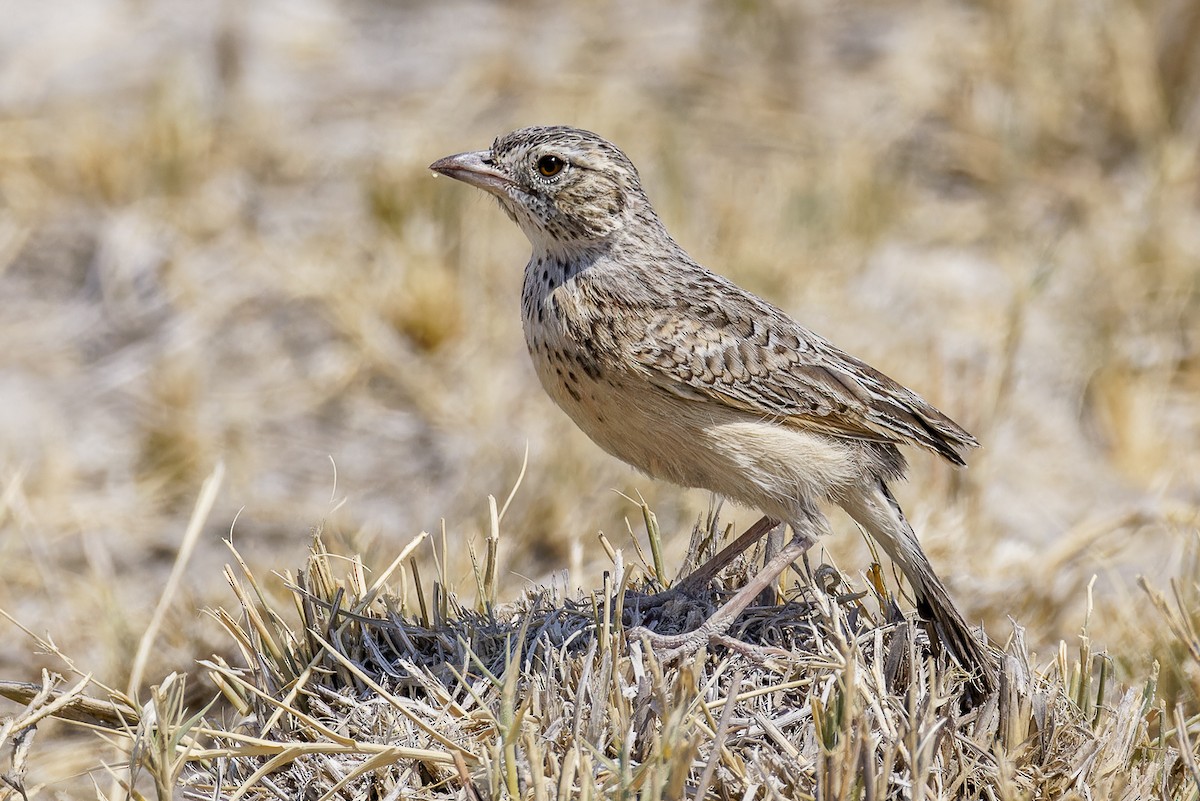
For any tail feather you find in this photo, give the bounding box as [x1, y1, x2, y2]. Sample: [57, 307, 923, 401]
[906, 550, 996, 702]
[844, 481, 996, 703]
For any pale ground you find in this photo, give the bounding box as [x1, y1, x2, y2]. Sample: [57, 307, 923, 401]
[1, 0, 1199, 789]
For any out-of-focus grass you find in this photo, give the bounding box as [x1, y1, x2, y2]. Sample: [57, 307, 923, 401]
[0, 0, 1198, 793]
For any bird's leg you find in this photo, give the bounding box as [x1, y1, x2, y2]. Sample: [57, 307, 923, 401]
[755, 522, 787, 606]
[628, 527, 816, 660]
[675, 515, 782, 593]
[624, 515, 781, 612]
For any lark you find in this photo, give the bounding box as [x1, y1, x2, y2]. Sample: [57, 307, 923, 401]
[430, 126, 995, 694]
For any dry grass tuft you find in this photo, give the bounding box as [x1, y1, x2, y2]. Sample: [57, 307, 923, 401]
[175, 531, 1198, 799]
[6, 517, 1195, 800]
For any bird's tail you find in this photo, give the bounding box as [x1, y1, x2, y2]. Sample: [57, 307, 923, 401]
[843, 481, 996, 703]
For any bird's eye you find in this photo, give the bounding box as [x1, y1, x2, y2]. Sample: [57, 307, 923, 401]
[536, 154, 565, 177]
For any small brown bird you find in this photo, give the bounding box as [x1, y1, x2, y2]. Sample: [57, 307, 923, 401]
[430, 126, 994, 693]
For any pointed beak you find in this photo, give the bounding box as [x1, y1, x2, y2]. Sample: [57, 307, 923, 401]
[428, 150, 514, 196]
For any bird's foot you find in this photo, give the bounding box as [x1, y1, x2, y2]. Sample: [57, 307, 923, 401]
[627, 623, 791, 665]
[626, 622, 723, 663]
[625, 530, 818, 664]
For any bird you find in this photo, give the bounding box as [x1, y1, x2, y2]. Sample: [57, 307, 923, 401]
[429, 125, 995, 695]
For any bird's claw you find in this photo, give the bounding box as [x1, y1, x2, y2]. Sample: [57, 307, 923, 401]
[628, 625, 792, 665]
[627, 623, 718, 663]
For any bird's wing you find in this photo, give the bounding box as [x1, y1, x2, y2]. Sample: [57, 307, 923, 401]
[627, 283, 978, 465]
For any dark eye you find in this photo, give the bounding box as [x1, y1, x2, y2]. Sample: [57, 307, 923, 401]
[536, 154, 565, 177]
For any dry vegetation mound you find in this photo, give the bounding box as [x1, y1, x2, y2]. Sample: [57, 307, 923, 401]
[4, 520, 1196, 799]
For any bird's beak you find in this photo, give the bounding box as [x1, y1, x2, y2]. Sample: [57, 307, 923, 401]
[428, 150, 514, 196]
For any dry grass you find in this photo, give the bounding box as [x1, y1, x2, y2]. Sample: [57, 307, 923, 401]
[2, 523, 1198, 799]
[178, 529, 1197, 800]
[1, 0, 1200, 796]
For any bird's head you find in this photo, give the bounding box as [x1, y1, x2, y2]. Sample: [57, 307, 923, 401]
[430, 126, 650, 249]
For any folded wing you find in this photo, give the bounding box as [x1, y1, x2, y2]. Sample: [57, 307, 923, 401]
[627, 277, 977, 465]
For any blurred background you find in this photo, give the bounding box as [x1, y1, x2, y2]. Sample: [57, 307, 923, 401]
[1, 0, 1199, 786]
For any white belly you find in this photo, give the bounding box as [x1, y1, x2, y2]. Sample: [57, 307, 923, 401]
[527, 338, 858, 521]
